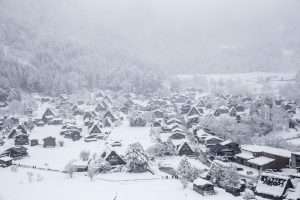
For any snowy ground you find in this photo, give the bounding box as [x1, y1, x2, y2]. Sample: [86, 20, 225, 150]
[0, 167, 262, 200]
[176, 72, 295, 94]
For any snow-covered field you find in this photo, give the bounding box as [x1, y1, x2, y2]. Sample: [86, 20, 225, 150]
[176, 72, 296, 94]
[0, 167, 258, 200]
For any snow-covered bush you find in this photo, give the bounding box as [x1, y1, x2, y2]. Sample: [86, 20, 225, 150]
[10, 165, 18, 172]
[27, 171, 34, 183]
[64, 160, 76, 178]
[88, 156, 111, 175]
[177, 157, 193, 181]
[79, 150, 90, 161]
[87, 165, 98, 181]
[223, 165, 240, 188]
[36, 174, 44, 182]
[147, 140, 176, 157]
[180, 178, 188, 189]
[194, 147, 209, 165]
[209, 161, 226, 186]
[125, 142, 149, 173]
[243, 189, 256, 200]
[177, 157, 204, 184]
[58, 140, 64, 147]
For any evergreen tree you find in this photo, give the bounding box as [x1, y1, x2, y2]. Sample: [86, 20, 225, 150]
[125, 143, 149, 172]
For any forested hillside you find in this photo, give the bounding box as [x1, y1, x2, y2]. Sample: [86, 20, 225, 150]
[0, 16, 164, 100]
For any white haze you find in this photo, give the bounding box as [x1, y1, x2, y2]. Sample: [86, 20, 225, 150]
[1, 0, 300, 73]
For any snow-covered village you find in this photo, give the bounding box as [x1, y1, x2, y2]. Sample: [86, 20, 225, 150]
[1, 0, 300, 200]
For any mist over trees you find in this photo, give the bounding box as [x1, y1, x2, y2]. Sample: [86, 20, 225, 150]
[0, 15, 164, 97]
[1, 0, 300, 98]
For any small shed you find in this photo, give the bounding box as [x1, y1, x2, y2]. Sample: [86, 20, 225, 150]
[0, 156, 13, 167]
[43, 137, 56, 148]
[193, 178, 215, 195]
[30, 139, 39, 146]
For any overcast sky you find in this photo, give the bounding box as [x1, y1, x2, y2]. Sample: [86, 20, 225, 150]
[1, 0, 300, 73]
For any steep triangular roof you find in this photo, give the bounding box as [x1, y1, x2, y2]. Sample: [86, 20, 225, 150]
[43, 108, 55, 118]
[89, 124, 102, 135]
[187, 106, 202, 117]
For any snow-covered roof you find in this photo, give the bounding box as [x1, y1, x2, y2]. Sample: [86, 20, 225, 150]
[204, 135, 223, 142]
[171, 139, 186, 147]
[292, 152, 300, 156]
[256, 173, 291, 198]
[247, 156, 274, 166]
[193, 178, 213, 186]
[241, 145, 291, 158]
[219, 139, 233, 146]
[286, 182, 300, 200]
[0, 156, 13, 162]
[235, 152, 254, 160]
[187, 114, 199, 119]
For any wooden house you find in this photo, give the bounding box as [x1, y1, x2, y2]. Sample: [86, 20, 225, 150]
[180, 104, 191, 115]
[88, 124, 103, 136]
[83, 111, 96, 126]
[0, 156, 13, 167]
[101, 149, 126, 166]
[43, 136, 56, 148]
[204, 136, 223, 148]
[169, 132, 186, 140]
[0, 101, 8, 108]
[193, 178, 215, 195]
[103, 110, 117, 122]
[130, 116, 147, 127]
[8, 129, 18, 139]
[209, 140, 240, 160]
[176, 142, 194, 156]
[214, 106, 229, 117]
[103, 117, 113, 127]
[1, 146, 28, 159]
[103, 96, 113, 106]
[42, 108, 56, 123]
[95, 102, 107, 112]
[63, 130, 81, 141]
[34, 119, 45, 127]
[15, 134, 29, 146]
[236, 145, 291, 170]
[16, 124, 27, 134]
[187, 106, 203, 117]
[48, 118, 63, 125]
[152, 119, 162, 127]
[229, 107, 237, 116]
[255, 173, 294, 200]
[152, 110, 164, 119]
[290, 152, 300, 172]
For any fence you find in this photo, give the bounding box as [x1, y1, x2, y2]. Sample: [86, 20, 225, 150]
[12, 163, 63, 173]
